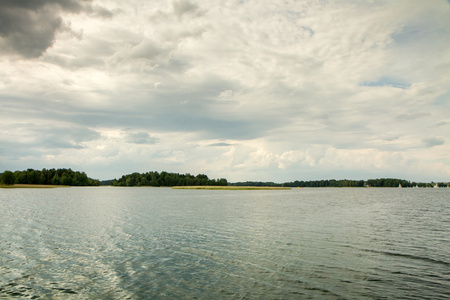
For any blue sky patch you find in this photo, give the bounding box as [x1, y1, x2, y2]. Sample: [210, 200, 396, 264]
[361, 77, 411, 89]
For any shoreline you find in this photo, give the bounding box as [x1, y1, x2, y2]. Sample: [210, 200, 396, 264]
[0, 184, 70, 189]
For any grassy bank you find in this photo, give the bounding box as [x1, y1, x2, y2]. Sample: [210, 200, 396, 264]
[172, 186, 291, 190]
[0, 184, 70, 189]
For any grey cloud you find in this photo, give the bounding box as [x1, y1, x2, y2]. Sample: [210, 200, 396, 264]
[0, 0, 84, 12]
[173, 0, 202, 20]
[130, 41, 166, 60]
[86, 5, 114, 19]
[110, 40, 178, 70]
[1, 74, 282, 141]
[33, 126, 101, 149]
[0, 124, 101, 156]
[67, 102, 269, 141]
[209, 142, 233, 147]
[435, 120, 449, 127]
[112, 28, 205, 69]
[0, 0, 112, 58]
[396, 112, 430, 122]
[383, 134, 401, 142]
[0, 7, 63, 58]
[149, 0, 204, 22]
[113, 109, 269, 141]
[422, 137, 445, 147]
[160, 27, 207, 42]
[125, 132, 159, 145]
[0, 140, 39, 157]
[300, 26, 315, 37]
[161, 58, 191, 74]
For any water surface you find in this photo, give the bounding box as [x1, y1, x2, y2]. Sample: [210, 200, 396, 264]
[1, 187, 449, 299]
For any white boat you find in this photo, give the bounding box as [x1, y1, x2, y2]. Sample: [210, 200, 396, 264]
[434, 183, 439, 188]
[398, 183, 402, 188]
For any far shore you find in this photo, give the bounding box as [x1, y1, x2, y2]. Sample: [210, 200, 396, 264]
[0, 184, 70, 189]
[172, 186, 292, 190]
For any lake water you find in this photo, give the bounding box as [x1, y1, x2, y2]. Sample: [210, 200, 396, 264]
[0, 187, 449, 299]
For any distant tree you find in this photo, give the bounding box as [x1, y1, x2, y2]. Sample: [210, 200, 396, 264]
[27, 169, 39, 184]
[217, 178, 228, 186]
[138, 177, 150, 186]
[39, 172, 46, 184]
[51, 173, 61, 185]
[14, 171, 27, 184]
[88, 178, 100, 186]
[60, 173, 72, 186]
[126, 176, 135, 186]
[1, 171, 15, 185]
[150, 173, 159, 186]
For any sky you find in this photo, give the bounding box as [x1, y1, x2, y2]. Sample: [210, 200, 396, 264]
[0, 0, 449, 182]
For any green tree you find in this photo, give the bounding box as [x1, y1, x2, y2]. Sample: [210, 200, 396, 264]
[60, 172, 72, 186]
[27, 169, 39, 184]
[51, 173, 61, 185]
[15, 171, 27, 184]
[217, 178, 228, 186]
[125, 177, 135, 186]
[1, 171, 15, 185]
[39, 172, 46, 184]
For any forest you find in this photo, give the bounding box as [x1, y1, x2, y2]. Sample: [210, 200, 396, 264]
[112, 171, 228, 187]
[0, 168, 100, 186]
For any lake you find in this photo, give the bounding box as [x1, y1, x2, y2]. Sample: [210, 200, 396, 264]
[0, 187, 449, 299]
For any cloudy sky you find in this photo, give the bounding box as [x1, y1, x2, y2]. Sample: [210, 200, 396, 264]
[1, 0, 449, 182]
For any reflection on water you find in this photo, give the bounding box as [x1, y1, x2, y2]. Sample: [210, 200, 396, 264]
[0, 187, 449, 299]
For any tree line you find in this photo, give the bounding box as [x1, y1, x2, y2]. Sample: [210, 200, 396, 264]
[0, 168, 100, 186]
[112, 171, 228, 187]
[2, 169, 447, 188]
[231, 179, 365, 187]
[365, 178, 447, 188]
[283, 179, 365, 187]
[231, 178, 448, 188]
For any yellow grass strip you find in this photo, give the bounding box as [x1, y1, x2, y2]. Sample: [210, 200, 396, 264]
[172, 186, 291, 190]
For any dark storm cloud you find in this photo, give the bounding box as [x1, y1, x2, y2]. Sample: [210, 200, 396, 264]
[0, 7, 63, 58]
[0, 0, 111, 58]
